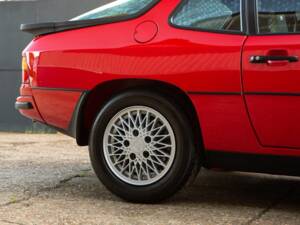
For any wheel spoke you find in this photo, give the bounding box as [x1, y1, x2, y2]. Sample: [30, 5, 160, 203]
[140, 162, 150, 180]
[147, 158, 160, 175]
[128, 112, 136, 129]
[153, 150, 170, 158]
[121, 162, 130, 173]
[152, 143, 172, 149]
[108, 135, 124, 144]
[151, 154, 167, 167]
[107, 145, 126, 153]
[119, 116, 130, 130]
[103, 106, 176, 186]
[153, 134, 169, 143]
[114, 158, 126, 166]
[150, 124, 165, 136]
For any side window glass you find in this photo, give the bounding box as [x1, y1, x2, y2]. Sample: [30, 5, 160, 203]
[257, 0, 300, 34]
[72, 0, 155, 21]
[171, 0, 242, 32]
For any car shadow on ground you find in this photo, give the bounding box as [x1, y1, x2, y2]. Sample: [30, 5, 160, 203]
[53, 168, 300, 211]
[168, 170, 300, 212]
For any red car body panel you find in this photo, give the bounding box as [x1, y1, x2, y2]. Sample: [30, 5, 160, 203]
[32, 89, 81, 129]
[17, 84, 44, 122]
[16, 0, 300, 167]
[16, 95, 43, 122]
[243, 35, 300, 149]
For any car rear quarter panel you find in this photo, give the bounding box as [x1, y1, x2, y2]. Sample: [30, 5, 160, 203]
[23, 0, 300, 157]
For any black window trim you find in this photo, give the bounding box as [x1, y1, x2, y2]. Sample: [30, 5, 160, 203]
[245, 0, 256, 35]
[251, 0, 300, 36]
[168, 0, 248, 35]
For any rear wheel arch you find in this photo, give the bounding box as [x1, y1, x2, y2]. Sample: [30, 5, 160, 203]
[74, 79, 204, 155]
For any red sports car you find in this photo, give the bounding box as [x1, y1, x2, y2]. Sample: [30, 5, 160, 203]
[16, 0, 300, 202]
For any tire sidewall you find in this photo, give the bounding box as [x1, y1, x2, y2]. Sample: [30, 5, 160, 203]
[89, 91, 195, 202]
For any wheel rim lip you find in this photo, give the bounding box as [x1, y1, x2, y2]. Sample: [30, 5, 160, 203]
[103, 105, 176, 186]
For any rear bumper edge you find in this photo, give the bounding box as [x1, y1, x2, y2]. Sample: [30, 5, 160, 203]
[15, 101, 33, 110]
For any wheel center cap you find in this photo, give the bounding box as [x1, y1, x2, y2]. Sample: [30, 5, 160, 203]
[130, 136, 146, 154]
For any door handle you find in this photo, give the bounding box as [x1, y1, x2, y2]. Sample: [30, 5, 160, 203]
[250, 55, 299, 64]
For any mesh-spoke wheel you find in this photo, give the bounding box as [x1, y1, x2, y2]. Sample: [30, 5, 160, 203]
[89, 91, 198, 202]
[103, 106, 176, 186]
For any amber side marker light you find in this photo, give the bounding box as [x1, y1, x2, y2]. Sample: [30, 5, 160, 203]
[22, 56, 30, 84]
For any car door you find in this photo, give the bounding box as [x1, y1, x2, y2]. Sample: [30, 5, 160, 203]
[168, 0, 251, 152]
[243, 0, 300, 149]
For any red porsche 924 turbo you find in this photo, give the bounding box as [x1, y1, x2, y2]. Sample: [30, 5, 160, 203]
[16, 0, 300, 202]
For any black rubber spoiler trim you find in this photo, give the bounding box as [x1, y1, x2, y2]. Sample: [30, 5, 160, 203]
[20, 19, 115, 36]
[20, 0, 160, 36]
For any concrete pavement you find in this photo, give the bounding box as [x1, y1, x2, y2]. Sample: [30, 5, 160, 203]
[0, 133, 299, 225]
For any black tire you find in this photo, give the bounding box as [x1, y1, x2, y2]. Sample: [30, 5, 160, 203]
[89, 90, 198, 203]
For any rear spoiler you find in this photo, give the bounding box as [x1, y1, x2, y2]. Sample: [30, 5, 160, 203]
[20, 0, 160, 36]
[20, 18, 122, 36]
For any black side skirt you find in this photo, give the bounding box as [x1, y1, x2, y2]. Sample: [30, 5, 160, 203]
[205, 151, 300, 176]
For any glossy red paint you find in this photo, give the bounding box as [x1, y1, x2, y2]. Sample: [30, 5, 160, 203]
[243, 35, 300, 149]
[16, 95, 43, 122]
[134, 21, 158, 43]
[32, 89, 81, 129]
[16, 0, 300, 162]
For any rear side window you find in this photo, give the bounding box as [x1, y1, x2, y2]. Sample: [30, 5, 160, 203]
[72, 0, 155, 21]
[171, 0, 242, 33]
[256, 0, 300, 34]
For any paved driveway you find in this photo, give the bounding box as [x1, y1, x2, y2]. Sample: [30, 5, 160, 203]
[0, 133, 299, 225]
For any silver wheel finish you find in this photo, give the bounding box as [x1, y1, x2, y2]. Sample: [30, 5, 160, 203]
[103, 106, 176, 186]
